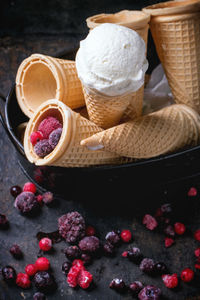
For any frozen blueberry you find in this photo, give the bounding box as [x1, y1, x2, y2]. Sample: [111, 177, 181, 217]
[9, 244, 23, 259]
[34, 139, 53, 158]
[62, 261, 72, 275]
[42, 191, 54, 205]
[49, 128, 62, 149]
[0, 214, 9, 229]
[10, 185, 22, 198]
[14, 192, 39, 214]
[140, 258, 155, 275]
[79, 236, 100, 254]
[1, 266, 16, 284]
[154, 262, 167, 275]
[58, 211, 86, 243]
[33, 271, 56, 292]
[138, 285, 161, 300]
[127, 247, 143, 263]
[64, 245, 81, 260]
[109, 278, 126, 293]
[33, 292, 46, 300]
[38, 116, 62, 139]
[105, 231, 120, 246]
[103, 242, 115, 256]
[129, 281, 143, 295]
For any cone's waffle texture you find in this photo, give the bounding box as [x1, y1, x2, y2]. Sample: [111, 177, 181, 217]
[149, 12, 200, 113]
[81, 104, 200, 159]
[16, 54, 85, 118]
[24, 99, 131, 168]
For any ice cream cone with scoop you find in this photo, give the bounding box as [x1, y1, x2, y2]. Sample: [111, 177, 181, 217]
[75, 23, 149, 129]
[81, 104, 200, 159]
[24, 99, 131, 167]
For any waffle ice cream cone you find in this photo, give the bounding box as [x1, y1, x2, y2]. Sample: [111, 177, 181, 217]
[16, 54, 85, 118]
[81, 104, 200, 159]
[86, 10, 150, 122]
[143, 1, 200, 113]
[24, 99, 129, 167]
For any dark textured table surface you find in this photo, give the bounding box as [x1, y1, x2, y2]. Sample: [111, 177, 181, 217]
[1, 24, 200, 300]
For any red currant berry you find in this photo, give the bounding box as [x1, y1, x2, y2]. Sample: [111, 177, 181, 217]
[16, 273, 31, 289]
[165, 237, 174, 248]
[23, 182, 36, 194]
[85, 226, 96, 236]
[25, 264, 37, 276]
[35, 257, 50, 271]
[194, 229, 200, 241]
[194, 248, 200, 258]
[30, 131, 44, 146]
[120, 230, 132, 242]
[188, 187, 197, 197]
[39, 238, 52, 252]
[162, 274, 178, 289]
[180, 268, 194, 282]
[122, 251, 128, 257]
[36, 195, 43, 205]
[174, 222, 186, 235]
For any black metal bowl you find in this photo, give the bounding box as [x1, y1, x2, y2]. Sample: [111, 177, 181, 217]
[1, 84, 200, 198]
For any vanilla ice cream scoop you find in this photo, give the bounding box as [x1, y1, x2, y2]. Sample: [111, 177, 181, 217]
[76, 23, 148, 97]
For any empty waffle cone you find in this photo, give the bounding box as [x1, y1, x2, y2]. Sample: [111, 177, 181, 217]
[86, 10, 150, 123]
[24, 99, 129, 167]
[16, 54, 85, 118]
[143, 1, 200, 113]
[81, 104, 200, 159]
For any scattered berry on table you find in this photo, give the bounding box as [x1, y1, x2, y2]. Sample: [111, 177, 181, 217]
[162, 273, 178, 289]
[140, 258, 155, 275]
[49, 128, 62, 149]
[30, 131, 44, 146]
[194, 229, 200, 241]
[143, 214, 158, 230]
[174, 222, 186, 235]
[64, 245, 81, 260]
[0, 214, 9, 229]
[25, 264, 37, 277]
[33, 292, 46, 300]
[9, 244, 23, 259]
[14, 192, 39, 214]
[72, 259, 84, 268]
[165, 237, 174, 248]
[38, 116, 62, 139]
[35, 257, 50, 271]
[39, 238, 52, 252]
[164, 225, 175, 238]
[127, 247, 143, 263]
[33, 271, 56, 292]
[79, 236, 100, 254]
[23, 182, 37, 194]
[103, 242, 115, 256]
[85, 225, 96, 236]
[122, 251, 128, 257]
[154, 262, 167, 275]
[138, 285, 161, 300]
[1, 266, 16, 284]
[16, 273, 31, 289]
[78, 269, 93, 289]
[34, 139, 53, 158]
[120, 229, 132, 242]
[188, 187, 197, 197]
[67, 263, 83, 288]
[62, 261, 72, 275]
[105, 230, 121, 245]
[42, 191, 54, 205]
[180, 268, 194, 282]
[195, 263, 200, 269]
[109, 278, 126, 292]
[10, 185, 22, 197]
[37, 195, 44, 205]
[194, 248, 200, 258]
[129, 281, 143, 295]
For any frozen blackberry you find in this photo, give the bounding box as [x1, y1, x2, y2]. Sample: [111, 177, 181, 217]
[79, 236, 100, 254]
[140, 258, 155, 275]
[154, 262, 167, 275]
[103, 242, 115, 256]
[0, 214, 9, 229]
[1, 266, 16, 284]
[105, 231, 120, 245]
[9, 244, 23, 259]
[64, 245, 81, 260]
[33, 271, 56, 292]
[62, 261, 72, 275]
[33, 292, 46, 300]
[49, 128, 62, 149]
[34, 140, 53, 158]
[127, 247, 143, 263]
[129, 281, 143, 295]
[58, 211, 86, 243]
[138, 285, 161, 300]
[14, 192, 39, 214]
[109, 278, 126, 293]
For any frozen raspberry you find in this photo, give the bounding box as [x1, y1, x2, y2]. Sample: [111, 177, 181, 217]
[194, 248, 200, 258]
[154, 262, 167, 275]
[33, 271, 56, 292]
[81, 253, 92, 265]
[129, 281, 143, 295]
[67, 263, 83, 288]
[39, 238, 52, 252]
[138, 285, 161, 300]
[72, 259, 84, 267]
[109, 278, 126, 292]
[23, 182, 37, 193]
[25, 264, 37, 277]
[78, 236, 100, 254]
[34, 139, 53, 158]
[127, 247, 143, 263]
[10, 185, 22, 197]
[188, 187, 197, 197]
[38, 116, 62, 139]
[64, 245, 81, 260]
[62, 261, 72, 275]
[0, 214, 9, 229]
[78, 269, 93, 289]
[162, 273, 178, 289]
[2, 266, 16, 284]
[181, 268, 194, 282]
[85, 225, 96, 236]
[174, 222, 186, 235]
[42, 191, 54, 205]
[58, 211, 86, 243]
[35, 257, 50, 271]
[14, 192, 39, 214]
[16, 273, 31, 289]
[194, 229, 200, 241]
[165, 237, 174, 248]
[49, 127, 62, 149]
[9, 244, 23, 259]
[140, 258, 155, 275]
[103, 242, 115, 256]
[143, 214, 158, 230]
[120, 229, 132, 242]
[33, 292, 46, 300]
[30, 131, 44, 146]
[164, 225, 175, 237]
[105, 230, 120, 245]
